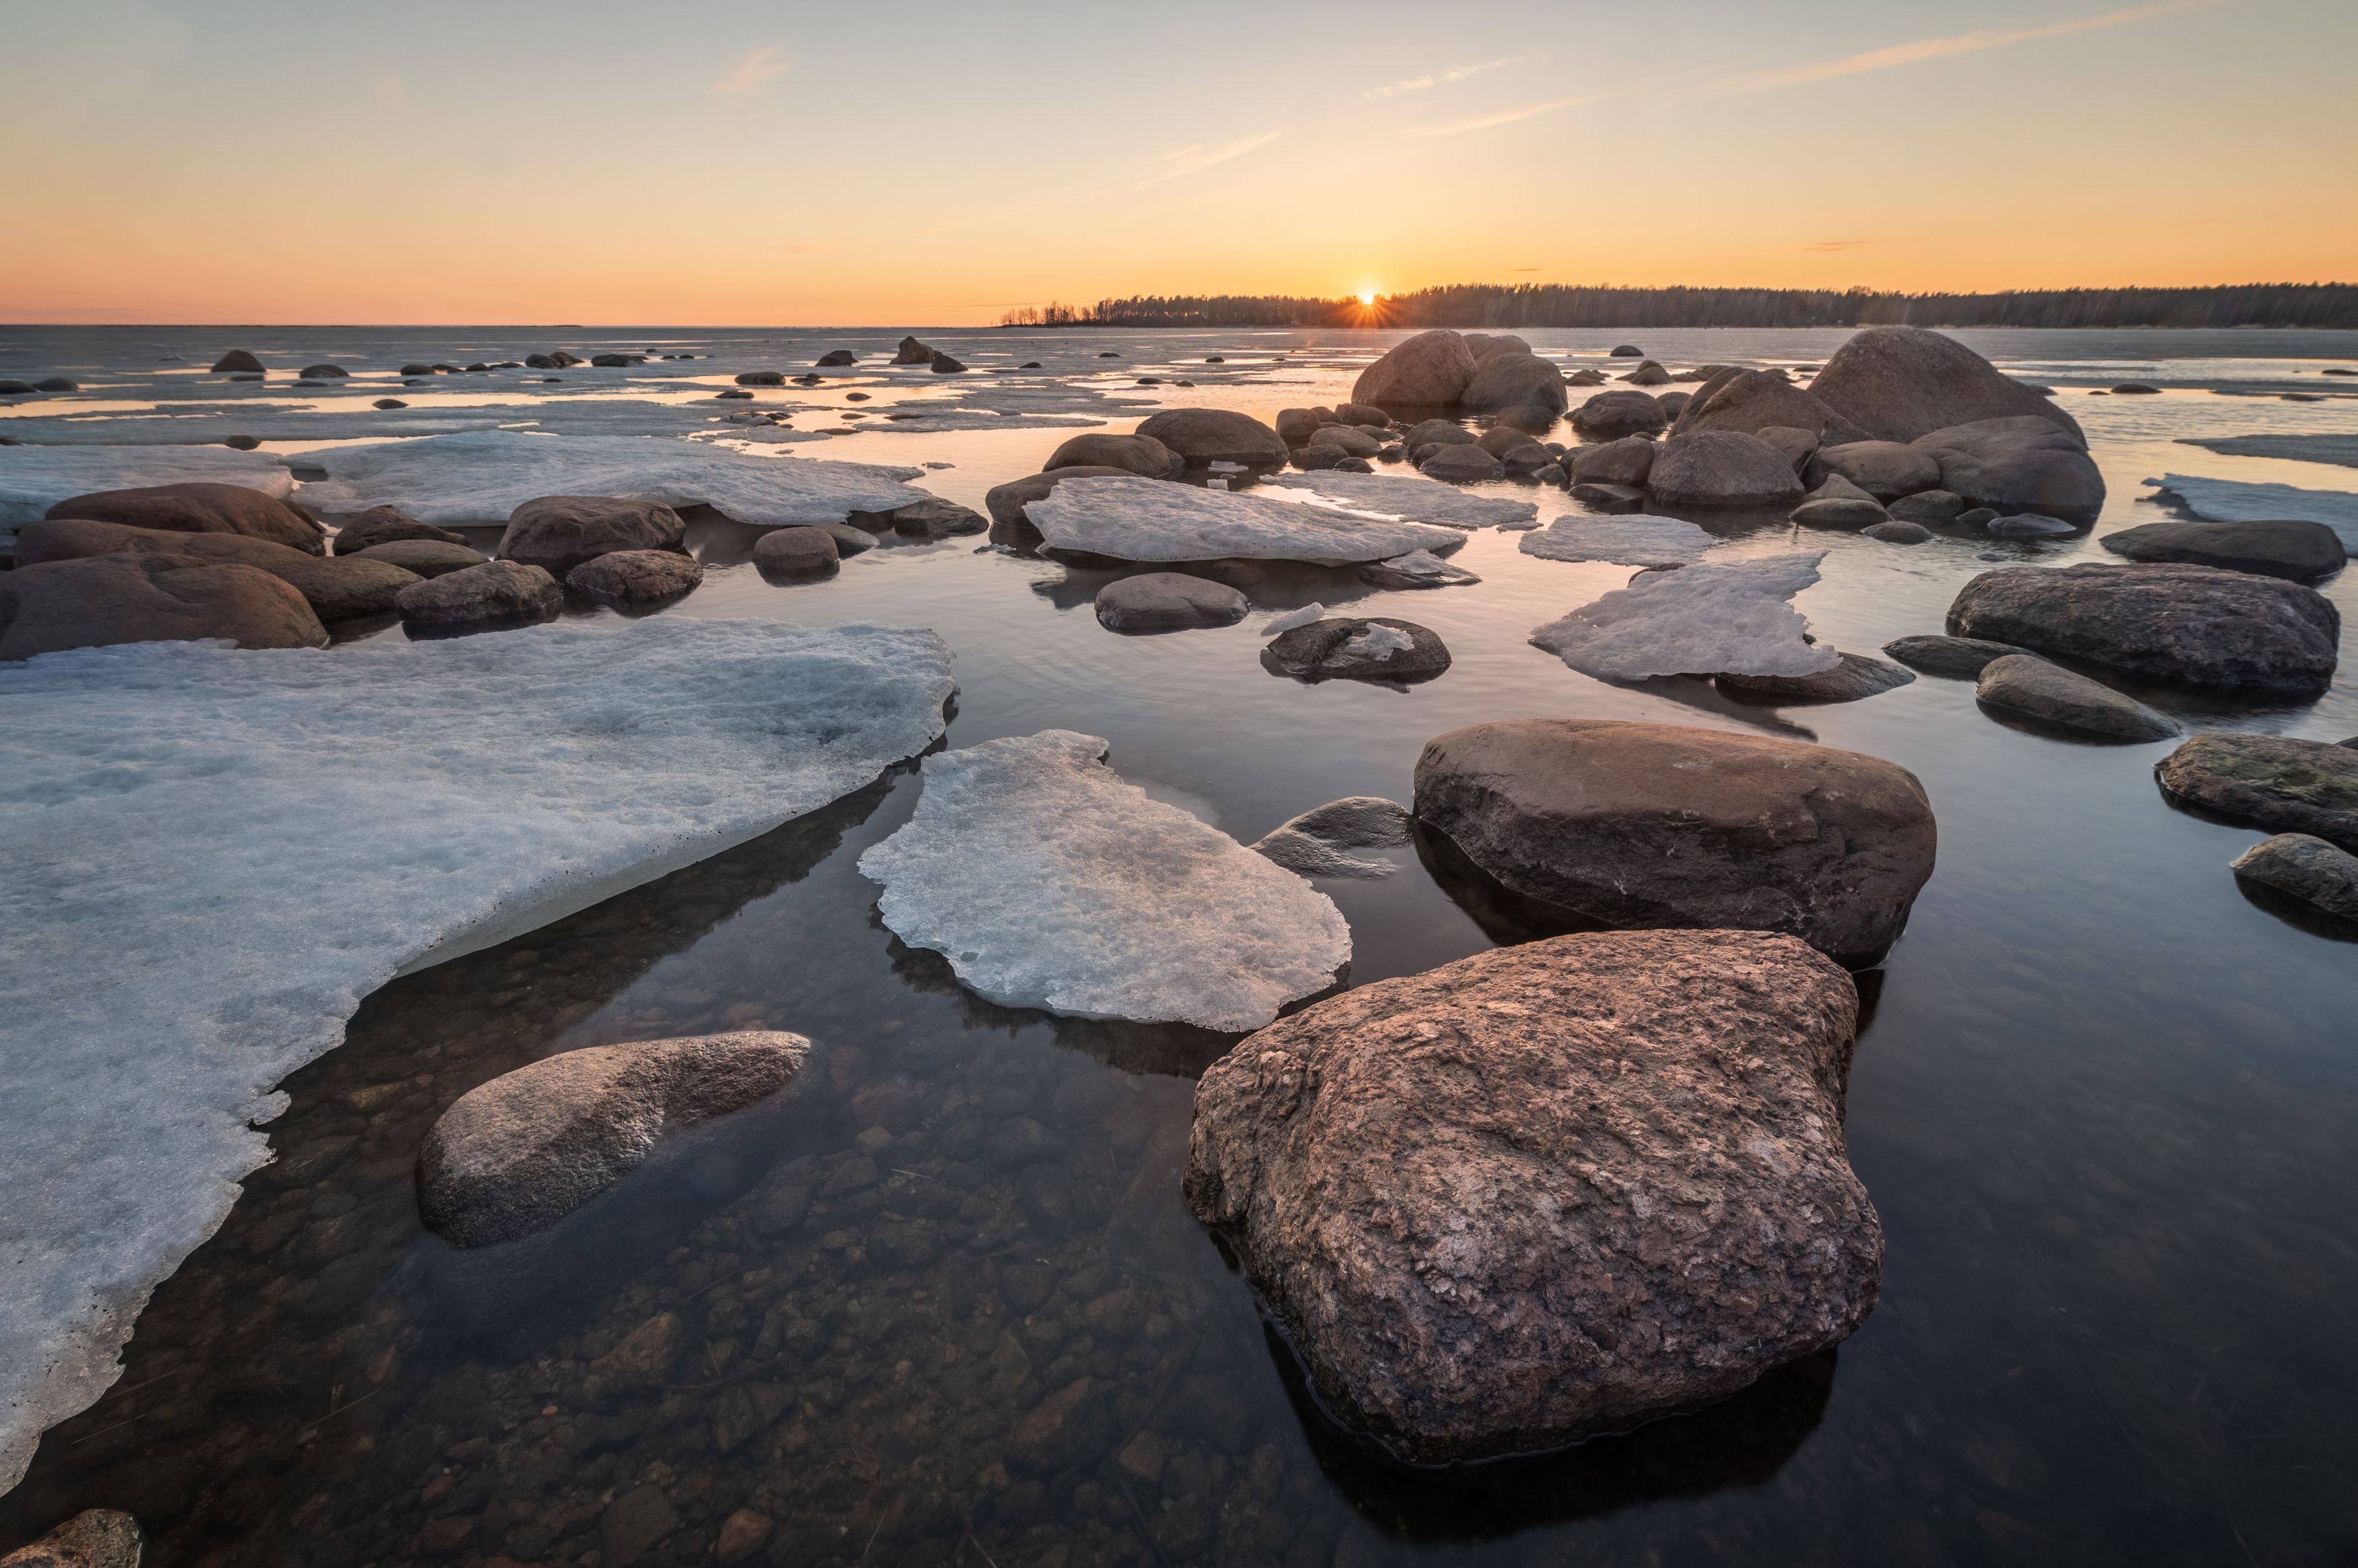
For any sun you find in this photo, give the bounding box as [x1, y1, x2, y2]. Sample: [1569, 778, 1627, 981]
[1358, 289, 1377, 306]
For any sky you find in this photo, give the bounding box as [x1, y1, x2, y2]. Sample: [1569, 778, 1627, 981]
[1, 0, 2351, 325]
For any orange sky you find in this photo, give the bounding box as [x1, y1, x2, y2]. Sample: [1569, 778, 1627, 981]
[3, 0, 2351, 325]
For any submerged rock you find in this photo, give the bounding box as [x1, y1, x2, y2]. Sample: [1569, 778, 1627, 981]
[1263, 617, 1451, 682]
[1946, 563, 2338, 691]
[2099, 518, 2346, 582]
[1975, 654, 2179, 742]
[1250, 797, 1412, 878]
[499, 494, 687, 577]
[1093, 572, 1250, 632]
[1184, 927, 1880, 1464]
[394, 559, 562, 631]
[1718, 651, 1915, 704]
[0, 554, 328, 661]
[567, 549, 704, 608]
[2231, 834, 2358, 922]
[1357, 549, 1480, 589]
[419, 1031, 809, 1246]
[2156, 733, 2358, 849]
[1984, 512, 2076, 539]
[1413, 719, 1936, 966]
[1883, 633, 2020, 678]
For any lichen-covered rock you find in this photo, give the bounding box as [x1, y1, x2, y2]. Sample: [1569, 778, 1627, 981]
[2156, 733, 2358, 849]
[2231, 833, 2358, 921]
[1975, 654, 2179, 742]
[1184, 927, 1880, 1464]
[1946, 563, 2338, 691]
[1093, 572, 1250, 632]
[418, 1031, 809, 1246]
[0, 554, 328, 660]
[1351, 329, 1479, 410]
[1413, 719, 1936, 966]
[2098, 519, 2346, 582]
[499, 494, 687, 577]
[350, 538, 488, 577]
[0, 1510, 141, 1568]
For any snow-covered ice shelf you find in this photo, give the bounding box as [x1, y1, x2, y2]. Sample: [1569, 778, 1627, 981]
[1256, 471, 1539, 529]
[1027, 476, 1461, 564]
[0, 445, 296, 534]
[2144, 473, 2358, 545]
[1530, 554, 1837, 682]
[0, 618, 955, 1491]
[1519, 514, 1714, 568]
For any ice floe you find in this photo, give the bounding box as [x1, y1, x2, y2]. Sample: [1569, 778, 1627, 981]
[1519, 514, 1715, 567]
[290, 430, 930, 526]
[1256, 470, 1540, 529]
[2173, 434, 2358, 470]
[1530, 553, 1839, 682]
[0, 618, 955, 1491]
[0, 445, 295, 539]
[2144, 473, 2358, 545]
[1027, 475, 1461, 564]
[858, 730, 1351, 1031]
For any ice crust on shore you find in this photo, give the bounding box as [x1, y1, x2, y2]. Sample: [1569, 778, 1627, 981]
[1027, 476, 1461, 563]
[290, 430, 930, 525]
[0, 618, 955, 1492]
[0, 445, 295, 535]
[1257, 471, 1540, 529]
[1530, 554, 1838, 682]
[1519, 514, 1715, 567]
[858, 731, 1351, 1031]
[2144, 473, 2358, 545]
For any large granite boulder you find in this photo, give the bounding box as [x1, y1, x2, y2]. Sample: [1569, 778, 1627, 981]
[332, 504, 470, 556]
[1647, 431, 1808, 508]
[25, 513, 423, 620]
[0, 1509, 144, 1568]
[350, 538, 488, 577]
[0, 554, 328, 660]
[567, 549, 705, 608]
[393, 559, 562, 630]
[1911, 416, 2105, 523]
[498, 494, 687, 577]
[1568, 436, 1656, 488]
[1570, 389, 1669, 439]
[1808, 325, 2083, 444]
[2155, 733, 2358, 849]
[1418, 444, 1506, 484]
[1413, 719, 1936, 967]
[1265, 617, 1451, 682]
[1670, 369, 1865, 445]
[984, 466, 1145, 529]
[1789, 473, 1888, 527]
[418, 1031, 809, 1246]
[46, 480, 325, 554]
[1134, 410, 1289, 471]
[1184, 927, 1880, 1464]
[1044, 432, 1183, 479]
[1818, 440, 1942, 501]
[1462, 332, 1532, 363]
[1975, 654, 2179, 742]
[892, 336, 936, 364]
[1946, 564, 2338, 691]
[2231, 834, 2358, 922]
[1352, 329, 1479, 411]
[2099, 518, 2346, 582]
[1463, 352, 1568, 416]
[1093, 571, 1250, 632]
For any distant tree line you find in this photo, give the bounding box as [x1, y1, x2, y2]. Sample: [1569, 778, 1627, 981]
[1002, 283, 2358, 331]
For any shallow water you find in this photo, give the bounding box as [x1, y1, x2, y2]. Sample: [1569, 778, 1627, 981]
[4, 326, 2358, 1567]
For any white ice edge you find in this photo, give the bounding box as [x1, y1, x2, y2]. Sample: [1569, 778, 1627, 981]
[1028, 476, 1461, 564]
[1531, 552, 1839, 681]
[2143, 473, 2358, 545]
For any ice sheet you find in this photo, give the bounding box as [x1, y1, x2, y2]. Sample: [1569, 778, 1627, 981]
[1529, 554, 1839, 681]
[1256, 471, 1540, 529]
[289, 430, 930, 525]
[2144, 473, 2358, 545]
[0, 618, 955, 1493]
[1519, 514, 1715, 567]
[858, 731, 1350, 1031]
[1027, 476, 1461, 564]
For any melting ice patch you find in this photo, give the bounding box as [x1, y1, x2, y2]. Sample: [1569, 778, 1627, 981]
[0, 445, 294, 535]
[1027, 476, 1461, 564]
[1256, 471, 1539, 529]
[1520, 514, 1714, 568]
[2144, 473, 2358, 546]
[858, 731, 1351, 1032]
[0, 618, 955, 1492]
[1530, 554, 1838, 682]
[290, 430, 930, 526]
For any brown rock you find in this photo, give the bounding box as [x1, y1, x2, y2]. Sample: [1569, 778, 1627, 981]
[1351, 329, 1479, 410]
[1809, 325, 2082, 444]
[1647, 431, 1807, 509]
[0, 1509, 143, 1568]
[350, 538, 488, 577]
[1463, 352, 1568, 416]
[1044, 432, 1183, 478]
[332, 504, 470, 556]
[1946, 563, 2338, 691]
[498, 494, 686, 576]
[1568, 437, 1656, 487]
[0, 554, 328, 660]
[1007, 1378, 1110, 1472]
[983, 466, 1140, 529]
[1135, 409, 1289, 471]
[393, 559, 561, 630]
[46, 480, 324, 554]
[567, 549, 704, 608]
[1184, 928, 1881, 1463]
[753, 527, 841, 573]
[715, 1509, 774, 1566]
[1911, 416, 2105, 523]
[1818, 440, 1944, 500]
[1569, 390, 1668, 439]
[1669, 369, 1865, 445]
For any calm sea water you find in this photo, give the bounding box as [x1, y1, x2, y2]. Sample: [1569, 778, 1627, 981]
[3, 325, 2357, 1567]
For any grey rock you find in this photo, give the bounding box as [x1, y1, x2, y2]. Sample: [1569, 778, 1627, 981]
[892, 336, 937, 364]
[1719, 651, 1916, 704]
[567, 549, 704, 608]
[753, 527, 841, 573]
[2231, 834, 2358, 921]
[1568, 436, 1656, 488]
[1888, 488, 1965, 523]
[1357, 550, 1480, 589]
[333, 505, 471, 556]
[1402, 418, 1475, 451]
[1570, 482, 1647, 513]
[1791, 472, 1888, 527]
[1308, 424, 1385, 459]
[393, 559, 561, 629]
[1809, 325, 2084, 444]
[1044, 432, 1184, 478]
[2099, 519, 2346, 582]
[1819, 440, 1943, 500]
[1093, 572, 1250, 632]
[1463, 352, 1568, 416]
[350, 538, 488, 577]
[2155, 733, 2358, 849]
[1570, 389, 1667, 438]
[1882, 634, 2024, 677]
[815, 349, 858, 366]
[1975, 654, 2179, 742]
[499, 494, 687, 576]
[1947, 563, 2338, 691]
[1669, 368, 1864, 444]
[1463, 333, 1532, 363]
[813, 521, 879, 556]
[1418, 444, 1506, 483]
[1351, 329, 1479, 410]
[1984, 513, 2076, 539]
[1911, 416, 2105, 523]
[1250, 797, 1412, 878]
[1861, 520, 1933, 544]
[1647, 430, 1807, 508]
[1265, 617, 1451, 682]
[1135, 408, 1289, 471]
[210, 349, 265, 373]
[601, 1484, 681, 1567]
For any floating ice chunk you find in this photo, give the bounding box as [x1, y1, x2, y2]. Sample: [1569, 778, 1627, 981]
[0, 445, 294, 536]
[1520, 514, 1714, 567]
[290, 430, 929, 526]
[1027, 476, 1461, 564]
[858, 730, 1350, 1031]
[1258, 470, 1539, 529]
[1262, 603, 1326, 634]
[0, 618, 955, 1492]
[2174, 434, 2358, 471]
[1530, 554, 1839, 682]
[2144, 473, 2358, 546]
[1343, 623, 1418, 660]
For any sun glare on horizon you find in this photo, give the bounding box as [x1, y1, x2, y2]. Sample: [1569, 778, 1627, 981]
[1358, 289, 1377, 304]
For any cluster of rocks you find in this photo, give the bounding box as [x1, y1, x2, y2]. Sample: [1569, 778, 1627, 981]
[0, 376, 80, 395]
[892, 337, 968, 375]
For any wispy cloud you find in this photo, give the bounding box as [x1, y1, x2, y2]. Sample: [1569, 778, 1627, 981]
[1804, 240, 1873, 252]
[713, 45, 788, 97]
[1129, 129, 1282, 189]
[1365, 57, 1525, 99]
[1711, 1, 2211, 94]
[1411, 91, 1621, 137]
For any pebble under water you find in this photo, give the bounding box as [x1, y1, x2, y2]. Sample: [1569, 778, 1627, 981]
[3, 325, 2358, 1567]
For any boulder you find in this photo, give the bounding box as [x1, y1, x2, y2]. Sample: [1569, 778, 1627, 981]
[263, 553, 422, 621]
[1984, 513, 2078, 539]
[371, 397, 406, 410]
[1403, 418, 1475, 451]
[1184, 927, 1880, 1464]
[1669, 369, 1864, 444]
[588, 353, 643, 368]
[1946, 563, 2338, 691]
[210, 350, 264, 373]
[1790, 472, 1888, 527]
[498, 494, 687, 576]
[1044, 432, 1183, 478]
[1275, 408, 1325, 447]
[1654, 391, 1692, 422]
[1618, 358, 1671, 387]
[1093, 572, 1250, 632]
[1647, 431, 1807, 509]
[930, 351, 967, 374]
[1418, 444, 1506, 484]
[393, 559, 562, 630]
[2155, 733, 2358, 849]
[1718, 651, 1915, 704]
[1888, 489, 1965, 523]
[1976, 654, 2179, 742]
[1861, 520, 1933, 544]
[46, 480, 325, 554]
[1463, 352, 1568, 416]
[1883, 634, 2020, 678]
[1754, 424, 1820, 473]
[1569, 390, 1667, 439]
[1819, 440, 1943, 500]
[2099, 519, 2346, 582]
[1308, 424, 1385, 459]
[1336, 402, 1390, 426]
[1494, 403, 1559, 434]
[11, 518, 417, 621]
[1610, 344, 1643, 356]
[1413, 719, 1936, 966]
[850, 496, 988, 538]
[1264, 618, 1450, 682]
[333, 504, 470, 556]
[1290, 443, 1355, 471]
[1352, 329, 1479, 410]
[815, 349, 858, 366]
[418, 1031, 808, 1246]
[1250, 796, 1412, 878]
[0, 554, 328, 660]
[350, 538, 488, 577]
[812, 521, 879, 556]
[1134, 409, 1289, 471]
[2231, 834, 2358, 922]
[1809, 325, 2083, 444]
[0, 1509, 144, 1568]
[984, 466, 1141, 529]
[299, 363, 347, 379]
[1568, 436, 1656, 488]
[733, 370, 785, 386]
[567, 549, 705, 608]
[753, 527, 841, 573]
[1462, 333, 1531, 362]
[892, 336, 936, 364]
